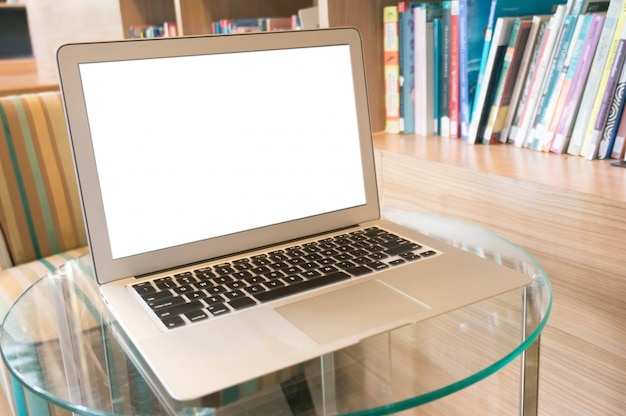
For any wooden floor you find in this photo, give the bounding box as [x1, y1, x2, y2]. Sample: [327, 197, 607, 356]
[374, 133, 626, 415]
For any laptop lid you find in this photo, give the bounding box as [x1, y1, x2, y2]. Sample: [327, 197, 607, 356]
[57, 28, 380, 284]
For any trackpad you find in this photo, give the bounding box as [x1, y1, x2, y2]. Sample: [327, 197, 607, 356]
[276, 280, 430, 345]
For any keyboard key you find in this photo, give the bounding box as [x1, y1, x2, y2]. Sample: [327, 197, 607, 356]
[155, 300, 204, 319]
[142, 290, 174, 305]
[385, 243, 422, 256]
[205, 295, 225, 305]
[228, 297, 257, 310]
[150, 296, 186, 311]
[133, 282, 156, 295]
[208, 303, 230, 316]
[368, 261, 389, 271]
[161, 316, 185, 329]
[185, 309, 209, 323]
[224, 290, 246, 300]
[345, 265, 373, 277]
[253, 271, 350, 303]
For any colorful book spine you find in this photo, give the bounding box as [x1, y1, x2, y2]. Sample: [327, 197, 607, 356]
[414, 3, 442, 137]
[527, 14, 579, 151]
[383, 6, 401, 134]
[473, 0, 568, 142]
[551, 13, 605, 153]
[468, 16, 514, 144]
[482, 18, 532, 144]
[610, 102, 626, 159]
[511, 5, 567, 147]
[598, 59, 626, 159]
[458, 0, 493, 141]
[449, 0, 460, 138]
[438, 2, 452, 137]
[543, 14, 593, 151]
[582, 27, 626, 159]
[398, 2, 417, 134]
[508, 20, 549, 143]
[433, 16, 442, 136]
[502, 15, 550, 143]
[568, 0, 626, 155]
[580, 8, 626, 159]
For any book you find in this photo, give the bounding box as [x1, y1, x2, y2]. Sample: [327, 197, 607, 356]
[433, 16, 442, 135]
[472, 0, 568, 142]
[550, 13, 605, 153]
[526, 13, 579, 151]
[458, 0, 493, 141]
[414, 2, 443, 136]
[467, 16, 515, 144]
[598, 58, 626, 158]
[610, 101, 626, 158]
[440, 2, 452, 137]
[449, 0, 460, 138]
[541, 13, 593, 150]
[510, 5, 568, 147]
[398, 2, 418, 134]
[580, 6, 626, 159]
[568, 0, 626, 155]
[383, 6, 401, 134]
[501, 15, 551, 143]
[481, 18, 532, 143]
[130, 22, 177, 38]
[582, 23, 626, 159]
[507, 20, 550, 143]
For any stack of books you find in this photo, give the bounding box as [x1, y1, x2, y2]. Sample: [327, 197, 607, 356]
[384, 0, 626, 162]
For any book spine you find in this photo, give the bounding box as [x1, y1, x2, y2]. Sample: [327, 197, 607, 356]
[433, 17, 442, 136]
[449, 0, 460, 138]
[502, 16, 548, 143]
[583, 34, 626, 159]
[544, 14, 592, 150]
[458, 0, 470, 140]
[610, 101, 626, 158]
[511, 6, 567, 147]
[440, 2, 452, 138]
[482, 17, 523, 143]
[414, 5, 427, 136]
[551, 13, 605, 153]
[598, 60, 626, 158]
[398, 2, 415, 134]
[383, 6, 401, 134]
[509, 21, 549, 143]
[568, 0, 626, 155]
[468, 17, 514, 144]
[580, 9, 626, 159]
[527, 14, 578, 151]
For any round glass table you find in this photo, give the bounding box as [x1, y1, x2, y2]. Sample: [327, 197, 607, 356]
[0, 210, 551, 415]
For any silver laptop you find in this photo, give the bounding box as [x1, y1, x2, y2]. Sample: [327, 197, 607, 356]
[56, 27, 531, 401]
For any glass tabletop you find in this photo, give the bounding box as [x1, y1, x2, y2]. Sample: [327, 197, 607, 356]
[0, 210, 551, 415]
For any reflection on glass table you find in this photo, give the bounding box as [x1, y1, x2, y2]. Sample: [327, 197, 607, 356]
[0, 210, 551, 415]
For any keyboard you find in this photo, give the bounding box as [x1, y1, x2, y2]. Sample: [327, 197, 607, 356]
[131, 226, 439, 329]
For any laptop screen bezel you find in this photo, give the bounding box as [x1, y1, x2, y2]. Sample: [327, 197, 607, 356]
[57, 28, 380, 284]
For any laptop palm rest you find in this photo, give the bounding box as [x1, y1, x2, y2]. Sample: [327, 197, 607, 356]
[276, 280, 430, 345]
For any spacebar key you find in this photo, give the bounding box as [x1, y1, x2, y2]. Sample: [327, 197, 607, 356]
[253, 272, 351, 303]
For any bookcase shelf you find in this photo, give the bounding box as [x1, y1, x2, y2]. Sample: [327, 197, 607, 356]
[117, 0, 313, 38]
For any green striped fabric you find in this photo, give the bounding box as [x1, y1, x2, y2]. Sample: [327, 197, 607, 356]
[0, 92, 87, 267]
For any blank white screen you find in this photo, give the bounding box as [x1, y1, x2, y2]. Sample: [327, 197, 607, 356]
[79, 45, 366, 259]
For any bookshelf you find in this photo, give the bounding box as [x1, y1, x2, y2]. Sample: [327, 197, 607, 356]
[116, 0, 314, 38]
[4, 0, 625, 413]
[325, 1, 625, 414]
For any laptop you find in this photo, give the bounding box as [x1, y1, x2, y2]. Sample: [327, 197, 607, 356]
[56, 27, 531, 401]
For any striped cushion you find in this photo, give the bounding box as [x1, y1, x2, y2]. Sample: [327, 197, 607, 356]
[0, 247, 88, 322]
[0, 92, 87, 266]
